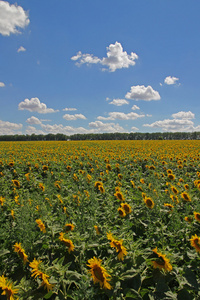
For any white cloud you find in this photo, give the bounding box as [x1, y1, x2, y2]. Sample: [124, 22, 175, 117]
[41, 123, 91, 135]
[101, 42, 138, 72]
[71, 51, 101, 66]
[18, 97, 59, 114]
[63, 113, 87, 121]
[125, 85, 161, 101]
[143, 111, 197, 132]
[26, 116, 42, 125]
[26, 126, 45, 135]
[89, 121, 125, 132]
[63, 107, 77, 111]
[172, 111, 195, 119]
[131, 105, 140, 110]
[131, 126, 139, 131]
[164, 76, 179, 85]
[0, 82, 5, 87]
[71, 41, 138, 72]
[0, 1, 30, 36]
[17, 46, 26, 52]
[25, 121, 125, 135]
[143, 119, 194, 132]
[97, 111, 145, 121]
[0, 119, 22, 135]
[109, 99, 129, 106]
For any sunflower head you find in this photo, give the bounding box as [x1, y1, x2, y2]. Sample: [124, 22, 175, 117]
[87, 257, 112, 290]
[151, 247, 172, 272]
[144, 197, 154, 209]
[190, 234, 200, 253]
[118, 207, 126, 217]
[121, 203, 132, 214]
[194, 212, 200, 222]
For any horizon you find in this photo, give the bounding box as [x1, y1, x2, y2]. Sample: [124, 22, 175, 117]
[0, 0, 200, 135]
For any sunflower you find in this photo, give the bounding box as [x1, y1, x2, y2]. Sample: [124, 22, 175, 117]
[13, 242, 28, 264]
[184, 216, 193, 223]
[130, 180, 135, 188]
[0, 275, 19, 300]
[39, 183, 45, 192]
[64, 223, 75, 233]
[111, 239, 127, 261]
[87, 257, 112, 289]
[171, 186, 179, 194]
[194, 212, 200, 222]
[151, 247, 172, 272]
[120, 203, 132, 214]
[168, 174, 175, 180]
[94, 181, 103, 189]
[59, 232, 74, 253]
[181, 192, 191, 202]
[41, 274, 54, 292]
[184, 184, 189, 190]
[144, 197, 154, 209]
[107, 232, 127, 261]
[0, 196, 5, 206]
[114, 191, 125, 201]
[42, 165, 48, 171]
[36, 219, 46, 233]
[98, 185, 105, 193]
[164, 203, 174, 212]
[29, 258, 43, 278]
[94, 225, 100, 235]
[190, 234, 200, 253]
[140, 178, 145, 184]
[30, 259, 54, 292]
[12, 180, 20, 188]
[106, 164, 112, 171]
[117, 207, 126, 217]
[66, 165, 71, 171]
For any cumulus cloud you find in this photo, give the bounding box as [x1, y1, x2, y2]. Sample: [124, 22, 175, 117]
[172, 111, 195, 119]
[18, 97, 59, 114]
[26, 116, 42, 125]
[131, 105, 140, 110]
[109, 99, 129, 106]
[97, 111, 145, 121]
[164, 76, 179, 85]
[125, 85, 161, 101]
[71, 41, 138, 72]
[17, 46, 26, 52]
[63, 107, 77, 111]
[89, 121, 125, 132]
[26, 126, 45, 135]
[0, 119, 22, 135]
[25, 120, 126, 135]
[71, 51, 101, 65]
[131, 126, 139, 131]
[0, 1, 30, 36]
[63, 113, 87, 121]
[143, 111, 197, 132]
[40, 123, 91, 135]
[0, 82, 5, 87]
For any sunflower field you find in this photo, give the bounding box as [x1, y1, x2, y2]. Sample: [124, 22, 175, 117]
[1, 140, 200, 300]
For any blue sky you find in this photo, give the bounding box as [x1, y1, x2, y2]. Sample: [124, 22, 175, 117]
[0, 0, 200, 135]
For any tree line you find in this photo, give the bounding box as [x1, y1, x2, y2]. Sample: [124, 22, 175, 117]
[0, 131, 200, 141]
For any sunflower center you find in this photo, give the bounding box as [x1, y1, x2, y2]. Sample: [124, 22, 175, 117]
[146, 199, 153, 207]
[194, 238, 200, 247]
[93, 266, 104, 282]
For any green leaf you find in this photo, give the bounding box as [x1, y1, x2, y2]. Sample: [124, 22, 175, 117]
[177, 289, 193, 300]
[125, 289, 143, 299]
[44, 290, 54, 299]
[0, 249, 10, 257]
